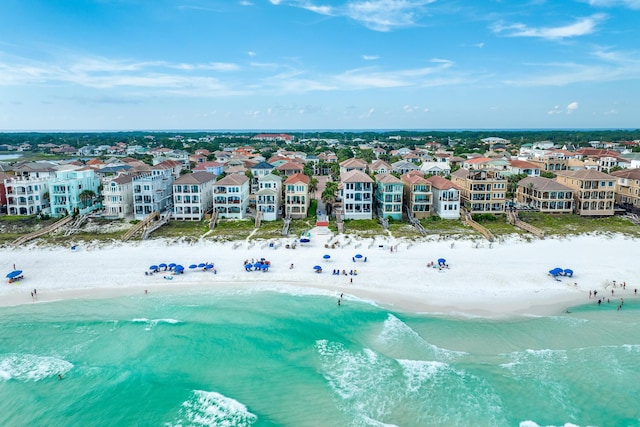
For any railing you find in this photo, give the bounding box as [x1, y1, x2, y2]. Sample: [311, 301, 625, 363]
[12, 216, 74, 247]
[506, 209, 545, 238]
[460, 208, 495, 242]
[122, 211, 159, 241]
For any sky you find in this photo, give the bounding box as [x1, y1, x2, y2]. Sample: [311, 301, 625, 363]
[1, 0, 639, 131]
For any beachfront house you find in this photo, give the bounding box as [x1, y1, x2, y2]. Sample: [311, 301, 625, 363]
[213, 174, 250, 219]
[339, 158, 368, 174]
[256, 173, 282, 221]
[391, 160, 420, 175]
[172, 171, 216, 221]
[48, 169, 101, 217]
[426, 175, 459, 219]
[284, 173, 309, 219]
[451, 169, 506, 215]
[369, 160, 392, 175]
[516, 177, 574, 214]
[611, 168, 640, 215]
[401, 173, 433, 219]
[527, 152, 569, 172]
[420, 162, 451, 177]
[250, 161, 275, 193]
[102, 174, 134, 218]
[555, 170, 616, 216]
[4, 176, 51, 216]
[276, 161, 304, 178]
[132, 164, 176, 220]
[375, 173, 403, 221]
[507, 160, 541, 177]
[339, 170, 374, 220]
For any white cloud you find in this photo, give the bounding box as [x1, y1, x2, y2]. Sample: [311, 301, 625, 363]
[548, 105, 562, 115]
[585, 0, 640, 8]
[491, 14, 606, 40]
[403, 105, 419, 112]
[567, 101, 579, 114]
[239, 1, 253, 6]
[247, 51, 257, 57]
[359, 107, 375, 118]
[362, 55, 380, 60]
[274, 0, 435, 32]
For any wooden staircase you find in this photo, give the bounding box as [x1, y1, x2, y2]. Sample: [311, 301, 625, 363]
[122, 212, 159, 241]
[460, 209, 495, 242]
[506, 209, 545, 238]
[141, 212, 171, 240]
[12, 215, 74, 247]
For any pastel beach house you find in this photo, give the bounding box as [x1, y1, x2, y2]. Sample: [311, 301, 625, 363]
[172, 171, 216, 221]
[375, 173, 404, 221]
[284, 172, 309, 219]
[213, 174, 250, 219]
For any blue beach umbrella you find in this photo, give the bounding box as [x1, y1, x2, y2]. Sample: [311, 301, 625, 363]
[300, 238, 310, 243]
[245, 263, 253, 269]
[323, 254, 330, 260]
[438, 258, 446, 264]
[168, 263, 176, 269]
[205, 264, 214, 269]
[175, 265, 184, 272]
[149, 265, 158, 271]
[6, 270, 22, 279]
[564, 269, 574, 277]
[354, 254, 363, 259]
[159, 263, 167, 268]
[189, 264, 198, 269]
[313, 265, 322, 270]
[198, 263, 206, 268]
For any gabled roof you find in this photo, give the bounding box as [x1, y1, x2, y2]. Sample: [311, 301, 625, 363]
[259, 173, 281, 182]
[193, 161, 224, 171]
[610, 168, 640, 180]
[277, 161, 304, 171]
[555, 169, 615, 180]
[519, 176, 573, 192]
[339, 158, 368, 168]
[375, 173, 402, 184]
[340, 169, 373, 183]
[216, 174, 249, 186]
[174, 171, 216, 185]
[284, 172, 310, 184]
[426, 175, 458, 190]
[370, 159, 391, 170]
[401, 173, 429, 185]
[509, 159, 540, 169]
[252, 161, 275, 170]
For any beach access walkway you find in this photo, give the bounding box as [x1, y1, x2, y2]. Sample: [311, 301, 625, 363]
[12, 215, 74, 247]
[460, 209, 495, 242]
[506, 209, 545, 238]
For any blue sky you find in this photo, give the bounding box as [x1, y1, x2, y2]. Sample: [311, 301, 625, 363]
[1, 0, 639, 131]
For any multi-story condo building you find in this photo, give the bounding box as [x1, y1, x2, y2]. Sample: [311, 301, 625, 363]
[339, 158, 368, 175]
[4, 176, 50, 215]
[450, 169, 506, 214]
[102, 174, 134, 218]
[401, 173, 434, 219]
[284, 173, 309, 219]
[256, 173, 282, 221]
[555, 169, 616, 216]
[250, 161, 275, 193]
[611, 168, 640, 214]
[213, 174, 250, 219]
[375, 173, 403, 220]
[172, 171, 216, 221]
[48, 169, 101, 217]
[132, 164, 176, 220]
[528, 152, 568, 172]
[339, 170, 373, 220]
[426, 175, 459, 219]
[516, 177, 574, 214]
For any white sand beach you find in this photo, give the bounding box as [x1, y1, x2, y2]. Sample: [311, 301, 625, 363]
[1, 232, 638, 317]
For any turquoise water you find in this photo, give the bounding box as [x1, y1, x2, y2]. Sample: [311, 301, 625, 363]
[1, 290, 639, 427]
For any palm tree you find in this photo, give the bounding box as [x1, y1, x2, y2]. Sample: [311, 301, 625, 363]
[79, 189, 97, 208]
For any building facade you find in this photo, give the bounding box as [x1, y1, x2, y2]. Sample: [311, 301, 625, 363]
[284, 173, 309, 219]
[375, 173, 403, 220]
[516, 177, 574, 214]
[213, 174, 250, 219]
[555, 170, 616, 216]
[4, 176, 50, 215]
[426, 175, 459, 219]
[172, 171, 216, 221]
[450, 169, 506, 214]
[102, 174, 134, 218]
[48, 169, 101, 217]
[339, 170, 373, 220]
[256, 173, 282, 221]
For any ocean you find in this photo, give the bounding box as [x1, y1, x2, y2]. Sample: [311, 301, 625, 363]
[1, 289, 639, 427]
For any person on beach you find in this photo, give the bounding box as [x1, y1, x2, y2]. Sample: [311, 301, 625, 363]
[290, 263, 294, 269]
[31, 292, 34, 300]
[350, 277, 353, 284]
[144, 290, 148, 294]
[337, 299, 341, 306]
[58, 374, 63, 380]
[598, 299, 601, 305]
[589, 291, 592, 299]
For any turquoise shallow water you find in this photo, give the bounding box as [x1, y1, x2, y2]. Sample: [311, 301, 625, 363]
[1, 290, 639, 427]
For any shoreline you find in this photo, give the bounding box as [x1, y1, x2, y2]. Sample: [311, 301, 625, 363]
[1, 232, 638, 318]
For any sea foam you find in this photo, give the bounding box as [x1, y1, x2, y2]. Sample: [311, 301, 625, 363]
[0, 353, 73, 382]
[375, 314, 466, 362]
[168, 390, 257, 427]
